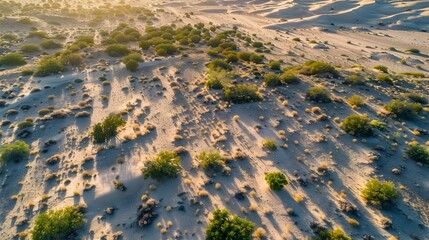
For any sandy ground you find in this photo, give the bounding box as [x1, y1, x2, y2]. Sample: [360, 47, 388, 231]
[0, 0, 429, 239]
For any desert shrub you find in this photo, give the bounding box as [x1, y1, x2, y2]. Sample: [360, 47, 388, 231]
[125, 59, 138, 72]
[17, 18, 32, 24]
[262, 139, 277, 151]
[400, 72, 425, 78]
[0, 53, 26, 66]
[307, 86, 331, 103]
[263, 72, 281, 87]
[1, 34, 19, 42]
[20, 44, 40, 53]
[346, 95, 365, 107]
[384, 100, 422, 118]
[314, 228, 351, 240]
[206, 69, 230, 90]
[40, 39, 63, 49]
[206, 209, 254, 240]
[279, 71, 299, 84]
[405, 93, 427, 104]
[226, 53, 238, 63]
[370, 120, 385, 131]
[237, 51, 251, 61]
[405, 48, 420, 54]
[345, 75, 364, 85]
[0, 140, 30, 164]
[374, 65, 388, 73]
[268, 60, 281, 70]
[265, 172, 288, 190]
[300, 60, 338, 77]
[361, 178, 398, 206]
[376, 74, 393, 84]
[27, 31, 49, 39]
[208, 59, 232, 71]
[223, 84, 262, 103]
[249, 54, 264, 64]
[155, 43, 177, 56]
[92, 115, 125, 143]
[105, 44, 130, 57]
[21, 70, 34, 76]
[31, 206, 85, 240]
[59, 53, 83, 67]
[123, 53, 144, 64]
[252, 42, 263, 48]
[342, 114, 373, 136]
[35, 56, 65, 76]
[143, 151, 181, 181]
[198, 149, 225, 173]
[405, 142, 429, 164]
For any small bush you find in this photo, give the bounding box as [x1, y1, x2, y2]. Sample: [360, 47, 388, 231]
[125, 59, 138, 72]
[0, 140, 30, 164]
[262, 139, 277, 151]
[143, 151, 181, 181]
[123, 53, 144, 64]
[400, 72, 425, 78]
[20, 44, 40, 53]
[59, 53, 83, 67]
[223, 84, 262, 103]
[105, 44, 131, 57]
[206, 209, 254, 240]
[35, 56, 65, 76]
[31, 206, 85, 240]
[345, 75, 364, 85]
[361, 178, 398, 206]
[346, 95, 365, 107]
[27, 31, 49, 39]
[370, 120, 385, 131]
[263, 72, 280, 87]
[40, 39, 63, 49]
[300, 60, 338, 77]
[405, 48, 420, 54]
[208, 59, 232, 71]
[405, 142, 429, 164]
[279, 71, 299, 84]
[374, 65, 388, 73]
[405, 93, 427, 104]
[92, 115, 126, 143]
[314, 228, 351, 240]
[206, 69, 230, 90]
[307, 86, 331, 103]
[252, 42, 263, 48]
[265, 172, 288, 190]
[384, 100, 422, 118]
[0, 53, 26, 66]
[268, 60, 281, 70]
[198, 149, 225, 173]
[342, 114, 372, 136]
[155, 43, 177, 56]
[376, 74, 393, 84]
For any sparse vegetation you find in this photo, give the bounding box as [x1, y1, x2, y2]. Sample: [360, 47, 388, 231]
[105, 44, 131, 57]
[40, 39, 63, 49]
[279, 71, 299, 84]
[198, 149, 225, 173]
[342, 114, 373, 136]
[263, 72, 281, 87]
[345, 75, 364, 85]
[361, 178, 398, 206]
[314, 228, 351, 240]
[265, 172, 288, 190]
[346, 95, 365, 107]
[376, 74, 393, 85]
[0, 140, 30, 164]
[35, 56, 65, 76]
[143, 151, 181, 181]
[92, 115, 126, 143]
[223, 84, 262, 103]
[206, 209, 254, 240]
[307, 86, 331, 103]
[406, 142, 429, 164]
[384, 100, 422, 118]
[299, 60, 338, 77]
[262, 139, 277, 151]
[405, 48, 420, 54]
[31, 206, 85, 240]
[20, 44, 41, 53]
[0, 53, 26, 66]
[374, 65, 388, 73]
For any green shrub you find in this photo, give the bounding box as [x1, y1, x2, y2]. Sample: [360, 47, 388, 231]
[1, 34, 19, 42]
[405, 93, 427, 104]
[384, 100, 422, 118]
[263, 72, 281, 87]
[300, 60, 338, 77]
[35, 56, 65, 76]
[279, 71, 299, 84]
[208, 59, 232, 71]
[21, 69, 34, 76]
[249, 54, 264, 64]
[342, 114, 373, 136]
[125, 59, 138, 72]
[400, 72, 425, 78]
[92, 115, 125, 143]
[262, 139, 277, 151]
[143, 151, 181, 181]
[314, 228, 351, 240]
[265, 172, 288, 190]
[31, 206, 85, 240]
[206, 209, 254, 240]
[223, 84, 262, 103]
[370, 120, 385, 131]
[155, 43, 177, 56]
[361, 178, 398, 206]
[268, 60, 281, 70]
[40, 39, 63, 49]
[27, 31, 49, 39]
[376, 74, 393, 84]
[123, 53, 144, 64]
[226, 53, 238, 63]
[346, 95, 365, 107]
[0, 140, 30, 164]
[374, 65, 388, 73]
[345, 75, 364, 85]
[20, 44, 40, 53]
[198, 149, 225, 173]
[59, 53, 83, 67]
[105, 44, 130, 57]
[206, 69, 230, 90]
[0, 53, 26, 66]
[405, 48, 420, 54]
[307, 86, 331, 103]
[237, 51, 251, 61]
[405, 142, 429, 164]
